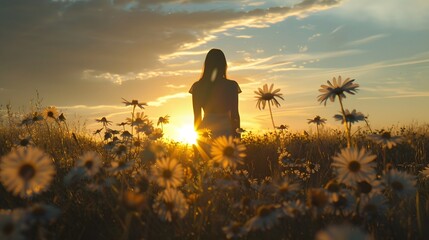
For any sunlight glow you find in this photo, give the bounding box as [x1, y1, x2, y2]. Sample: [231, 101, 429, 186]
[177, 125, 198, 145]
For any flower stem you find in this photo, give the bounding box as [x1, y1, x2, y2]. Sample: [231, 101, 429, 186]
[268, 103, 276, 129]
[338, 97, 351, 148]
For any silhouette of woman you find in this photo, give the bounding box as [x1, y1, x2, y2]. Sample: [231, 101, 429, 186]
[189, 49, 241, 139]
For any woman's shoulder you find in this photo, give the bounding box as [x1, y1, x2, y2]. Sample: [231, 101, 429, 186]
[224, 79, 242, 93]
[189, 80, 202, 94]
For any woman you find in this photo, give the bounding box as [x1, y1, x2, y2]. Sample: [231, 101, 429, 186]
[189, 49, 241, 139]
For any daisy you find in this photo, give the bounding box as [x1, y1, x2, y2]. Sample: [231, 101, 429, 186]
[383, 169, 416, 198]
[157, 115, 170, 130]
[244, 204, 282, 232]
[95, 117, 112, 127]
[307, 115, 327, 126]
[121, 98, 147, 109]
[368, 131, 403, 149]
[0, 147, 56, 198]
[153, 188, 189, 222]
[120, 130, 133, 139]
[359, 194, 388, 220]
[333, 109, 365, 124]
[254, 83, 284, 129]
[16, 135, 33, 148]
[269, 177, 301, 199]
[42, 106, 59, 121]
[25, 203, 61, 224]
[151, 157, 183, 188]
[254, 83, 284, 110]
[31, 112, 44, 124]
[109, 160, 134, 174]
[0, 212, 26, 240]
[127, 112, 148, 127]
[282, 200, 306, 218]
[122, 190, 147, 212]
[317, 76, 359, 106]
[332, 148, 376, 186]
[420, 164, 429, 178]
[316, 224, 373, 240]
[210, 136, 246, 169]
[325, 189, 356, 216]
[306, 188, 329, 211]
[356, 178, 384, 197]
[76, 151, 102, 177]
[222, 221, 246, 239]
[148, 128, 163, 140]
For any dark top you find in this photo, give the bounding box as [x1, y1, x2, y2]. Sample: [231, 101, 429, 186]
[189, 79, 241, 115]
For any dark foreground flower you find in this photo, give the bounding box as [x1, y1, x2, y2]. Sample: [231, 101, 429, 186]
[153, 188, 188, 222]
[254, 83, 284, 110]
[333, 109, 365, 124]
[318, 76, 359, 105]
[307, 115, 327, 126]
[368, 131, 403, 149]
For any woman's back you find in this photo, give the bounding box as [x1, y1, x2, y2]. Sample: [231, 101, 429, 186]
[190, 78, 241, 115]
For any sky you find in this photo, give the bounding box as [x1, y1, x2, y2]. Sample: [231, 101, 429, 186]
[1, 0, 429, 140]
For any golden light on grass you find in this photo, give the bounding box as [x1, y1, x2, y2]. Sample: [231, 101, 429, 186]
[176, 125, 198, 145]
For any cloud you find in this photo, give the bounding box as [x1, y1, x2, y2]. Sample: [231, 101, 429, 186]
[147, 92, 190, 107]
[345, 34, 388, 47]
[308, 33, 321, 41]
[335, 0, 429, 30]
[166, 84, 186, 89]
[330, 25, 343, 34]
[235, 35, 253, 39]
[299, 45, 308, 53]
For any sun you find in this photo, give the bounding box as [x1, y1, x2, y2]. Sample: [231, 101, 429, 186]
[177, 125, 199, 145]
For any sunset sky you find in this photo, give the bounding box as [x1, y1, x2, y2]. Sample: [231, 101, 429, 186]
[1, 0, 429, 140]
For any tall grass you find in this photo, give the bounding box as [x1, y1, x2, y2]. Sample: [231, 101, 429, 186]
[0, 101, 428, 239]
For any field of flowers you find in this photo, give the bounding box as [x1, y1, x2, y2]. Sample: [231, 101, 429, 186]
[0, 77, 428, 240]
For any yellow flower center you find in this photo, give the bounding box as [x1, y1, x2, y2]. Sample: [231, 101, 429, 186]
[391, 181, 404, 191]
[223, 146, 235, 158]
[84, 160, 94, 170]
[358, 181, 372, 194]
[261, 93, 274, 100]
[348, 161, 361, 172]
[165, 201, 175, 212]
[332, 195, 347, 208]
[47, 111, 55, 118]
[257, 205, 274, 217]
[326, 182, 340, 193]
[32, 205, 46, 217]
[2, 222, 14, 236]
[363, 203, 377, 215]
[20, 138, 30, 147]
[19, 164, 36, 181]
[162, 169, 172, 179]
[381, 132, 391, 139]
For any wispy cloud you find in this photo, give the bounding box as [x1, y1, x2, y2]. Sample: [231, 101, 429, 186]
[336, 0, 429, 30]
[308, 33, 321, 41]
[58, 105, 124, 110]
[345, 34, 387, 46]
[147, 92, 190, 107]
[299, 45, 308, 53]
[330, 25, 343, 34]
[235, 35, 253, 39]
[166, 84, 186, 89]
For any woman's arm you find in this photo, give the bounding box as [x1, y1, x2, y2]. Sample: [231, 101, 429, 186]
[231, 91, 240, 138]
[192, 94, 202, 130]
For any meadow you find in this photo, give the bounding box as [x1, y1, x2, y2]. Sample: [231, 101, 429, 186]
[0, 77, 428, 240]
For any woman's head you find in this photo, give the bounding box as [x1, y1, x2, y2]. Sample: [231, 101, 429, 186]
[201, 49, 227, 82]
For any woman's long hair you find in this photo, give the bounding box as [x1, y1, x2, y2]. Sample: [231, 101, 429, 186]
[200, 49, 227, 82]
